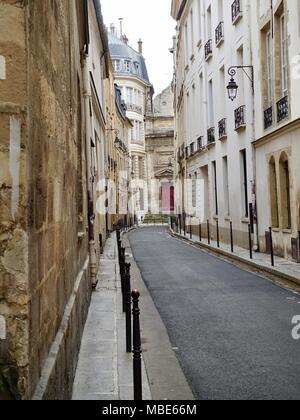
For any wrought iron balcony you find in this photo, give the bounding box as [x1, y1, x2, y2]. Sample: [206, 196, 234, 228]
[264, 106, 273, 129]
[232, 0, 242, 24]
[215, 22, 224, 46]
[205, 39, 213, 60]
[277, 96, 289, 123]
[234, 105, 246, 130]
[197, 136, 203, 151]
[207, 127, 215, 145]
[218, 118, 227, 139]
[126, 103, 143, 114]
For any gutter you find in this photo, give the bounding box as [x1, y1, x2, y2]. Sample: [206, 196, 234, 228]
[93, 0, 110, 77]
[176, 0, 188, 21]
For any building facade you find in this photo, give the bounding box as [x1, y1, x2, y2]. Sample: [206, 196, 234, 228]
[251, 0, 300, 261]
[104, 62, 133, 232]
[108, 29, 154, 222]
[0, 0, 130, 400]
[145, 85, 175, 214]
[171, 0, 300, 261]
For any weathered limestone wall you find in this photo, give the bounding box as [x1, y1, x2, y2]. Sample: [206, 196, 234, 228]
[0, 0, 91, 399]
[0, 0, 29, 399]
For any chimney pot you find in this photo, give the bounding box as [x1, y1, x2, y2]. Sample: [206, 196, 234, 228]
[138, 39, 143, 54]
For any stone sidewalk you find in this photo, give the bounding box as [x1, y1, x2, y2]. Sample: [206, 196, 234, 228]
[171, 227, 300, 288]
[72, 232, 151, 400]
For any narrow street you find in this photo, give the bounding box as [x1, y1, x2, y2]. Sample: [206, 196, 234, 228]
[129, 227, 300, 400]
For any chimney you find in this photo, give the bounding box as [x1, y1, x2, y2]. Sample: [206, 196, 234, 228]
[122, 35, 129, 45]
[110, 23, 115, 35]
[119, 18, 123, 37]
[138, 39, 143, 55]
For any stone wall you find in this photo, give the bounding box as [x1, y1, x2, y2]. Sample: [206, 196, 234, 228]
[0, 0, 91, 399]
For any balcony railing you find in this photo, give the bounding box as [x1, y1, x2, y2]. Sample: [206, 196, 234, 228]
[215, 22, 224, 46]
[264, 106, 273, 129]
[126, 103, 143, 114]
[207, 127, 215, 145]
[218, 118, 227, 139]
[232, 0, 242, 24]
[277, 96, 289, 123]
[235, 105, 246, 130]
[205, 39, 213, 60]
[197, 136, 203, 150]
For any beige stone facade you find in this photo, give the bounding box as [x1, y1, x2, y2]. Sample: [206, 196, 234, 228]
[0, 0, 130, 400]
[104, 62, 133, 231]
[145, 85, 175, 214]
[171, 0, 300, 261]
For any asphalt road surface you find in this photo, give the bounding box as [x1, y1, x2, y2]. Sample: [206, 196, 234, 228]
[129, 226, 300, 400]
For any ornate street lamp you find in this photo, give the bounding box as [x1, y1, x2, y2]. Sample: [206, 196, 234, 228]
[106, 128, 121, 148]
[227, 66, 254, 101]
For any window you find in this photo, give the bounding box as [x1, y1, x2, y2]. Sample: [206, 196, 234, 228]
[240, 150, 249, 218]
[208, 79, 214, 128]
[279, 153, 292, 229]
[218, 0, 224, 21]
[219, 66, 225, 117]
[131, 120, 136, 141]
[190, 9, 194, 57]
[197, 0, 202, 43]
[184, 23, 189, 66]
[212, 161, 218, 215]
[206, 5, 212, 40]
[199, 73, 204, 135]
[126, 87, 133, 104]
[269, 157, 279, 228]
[266, 29, 274, 107]
[223, 157, 230, 216]
[124, 60, 131, 73]
[134, 61, 140, 73]
[237, 45, 244, 103]
[112, 59, 121, 72]
[192, 172, 197, 208]
[280, 14, 288, 97]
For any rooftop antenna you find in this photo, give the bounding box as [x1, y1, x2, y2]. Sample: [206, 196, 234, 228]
[119, 18, 123, 37]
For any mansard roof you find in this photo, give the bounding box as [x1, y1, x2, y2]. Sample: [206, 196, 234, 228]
[108, 33, 152, 86]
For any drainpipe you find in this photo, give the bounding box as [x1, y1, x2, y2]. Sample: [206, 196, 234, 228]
[82, 53, 97, 288]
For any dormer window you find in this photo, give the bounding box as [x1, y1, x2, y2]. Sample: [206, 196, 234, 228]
[124, 60, 131, 72]
[112, 59, 121, 72]
[134, 61, 140, 73]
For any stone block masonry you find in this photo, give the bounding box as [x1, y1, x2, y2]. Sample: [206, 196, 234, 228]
[0, 0, 92, 399]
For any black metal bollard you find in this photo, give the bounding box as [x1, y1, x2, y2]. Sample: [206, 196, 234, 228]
[125, 263, 132, 353]
[199, 223, 202, 242]
[190, 218, 192, 240]
[216, 220, 220, 248]
[132, 290, 142, 401]
[230, 221, 234, 253]
[269, 227, 275, 267]
[207, 220, 210, 245]
[179, 216, 182, 236]
[248, 224, 253, 260]
[120, 247, 126, 312]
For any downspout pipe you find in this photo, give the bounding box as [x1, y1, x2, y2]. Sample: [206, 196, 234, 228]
[247, 0, 259, 251]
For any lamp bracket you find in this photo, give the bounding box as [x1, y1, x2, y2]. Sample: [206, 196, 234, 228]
[228, 66, 254, 91]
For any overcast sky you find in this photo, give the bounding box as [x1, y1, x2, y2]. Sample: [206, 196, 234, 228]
[101, 0, 175, 96]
